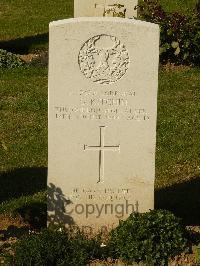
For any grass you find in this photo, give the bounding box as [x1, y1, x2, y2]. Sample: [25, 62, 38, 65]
[0, 0, 73, 41]
[1, 67, 199, 186]
[156, 67, 200, 188]
[0, 0, 198, 53]
[0, 67, 48, 172]
[0, 0, 199, 229]
[0, 0, 73, 53]
[0, 66, 199, 225]
[160, 0, 198, 13]
[0, 192, 46, 229]
[0, 67, 48, 229]
[197, 247, 200, 266]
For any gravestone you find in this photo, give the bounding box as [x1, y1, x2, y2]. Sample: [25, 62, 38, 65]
[74, 0, 138, 18]
[48, 17, 159, 231]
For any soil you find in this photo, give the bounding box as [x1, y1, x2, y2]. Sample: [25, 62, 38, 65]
[161, 62, 191, 72]
[0, 214, 28, 231]
[0, 215, 199, 265]
[19, 51, 48, 66]
[0, 214, 30, 264]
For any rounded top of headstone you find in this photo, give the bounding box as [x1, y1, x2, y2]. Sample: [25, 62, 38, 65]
[49, 17, 159, 31]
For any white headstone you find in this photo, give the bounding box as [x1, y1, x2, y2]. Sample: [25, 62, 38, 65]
[74, 0, 138, 18]
[48, 17, 159, 231]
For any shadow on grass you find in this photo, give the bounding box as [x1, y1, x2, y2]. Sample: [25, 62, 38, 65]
[17, 201, 47, 230]
[0, 167, 47, 203]
[1, 167, 199, 228]
[15, 183, 75, 229]
[155, 176, 200, 225]
[0, 167, 75, 229]
[0, 33, 48, 54]
[0, 225, 29, 240]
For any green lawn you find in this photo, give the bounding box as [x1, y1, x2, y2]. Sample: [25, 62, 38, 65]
[0, 0, 198, 53]
[197, 247, 200, 266]
[0, 0, 73, 53]
[0, 66, 199, 225]
[156, 67, 200, 188]
[160, 0, 198, 13]
[0, 0, 199, 227]
[0, 67, 48, 172]
[1, 67, 199, 188]
[0, 67, 48, 228]
[0, 0, 73, 41]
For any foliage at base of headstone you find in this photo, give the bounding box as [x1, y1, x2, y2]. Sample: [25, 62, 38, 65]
[0, 49, 24, 68]
[108, 210, 188, 266]
[137, 0, 200, 66]
[3, 228, 102, 266]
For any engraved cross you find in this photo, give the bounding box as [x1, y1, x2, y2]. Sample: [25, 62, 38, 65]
[84, 126, 120, 183]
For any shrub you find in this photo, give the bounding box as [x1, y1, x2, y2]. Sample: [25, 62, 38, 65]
[137, 0, 200, 66]
[108, 210, 188, 265]
[0, 49, 24, 68]
[3, 228, 102, 266]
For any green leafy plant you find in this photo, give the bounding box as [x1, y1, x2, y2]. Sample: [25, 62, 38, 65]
[3, 228, 102, 266]
[0, 49, 24, 68]
[137, 0, 200, 66]
[108, 210, 188, 265]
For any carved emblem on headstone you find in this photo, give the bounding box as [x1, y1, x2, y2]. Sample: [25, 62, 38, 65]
[78, 34, 130, 85]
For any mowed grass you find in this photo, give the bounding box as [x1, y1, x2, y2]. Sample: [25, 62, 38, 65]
[159, 0, 198, 13]
[0, 67, 48, 172]
[197, 247, 200, 265]
[0, 0, 73, 41]
[0, 67, 48, 227]
[0, 0, 199, 227]
[156, 67, 200, 188]
[1, 67, 199, 187]
[0, 67, 199, 221]
[0, 0, 73, 53]
[0, 0, 198, 53]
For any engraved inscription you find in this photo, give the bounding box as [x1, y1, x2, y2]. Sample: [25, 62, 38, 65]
[69, 188, 132, 201]
[84, 126, 120, 183]
[54, 88, 150, 121]
[78, 34, 130, 85]
[55, 106, 149, 121]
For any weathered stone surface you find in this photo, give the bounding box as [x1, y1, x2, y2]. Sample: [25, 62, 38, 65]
[48, 17, 159, 231]
[74, 0, 138, 18]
